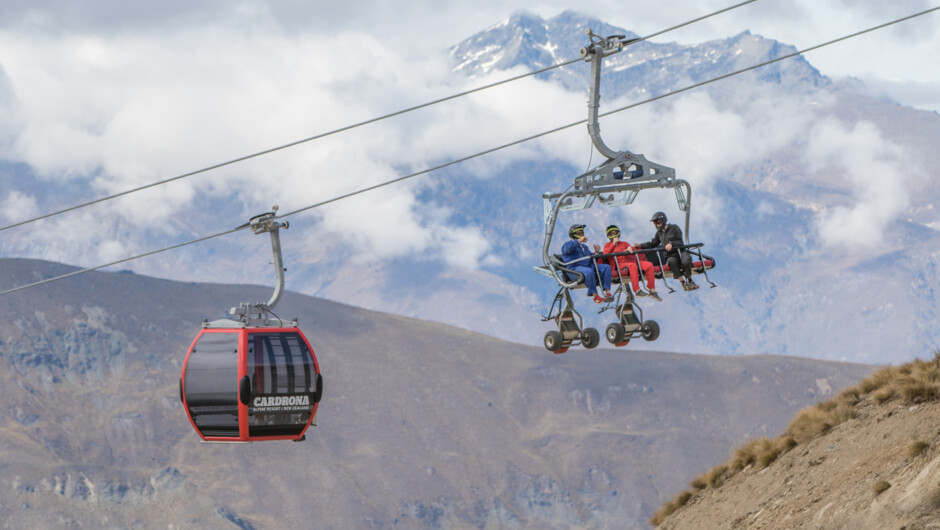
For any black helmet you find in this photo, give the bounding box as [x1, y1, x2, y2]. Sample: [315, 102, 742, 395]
[568, 224, 586, 239]
[650, 211, 667, 224]
[605, 225, 621, 239]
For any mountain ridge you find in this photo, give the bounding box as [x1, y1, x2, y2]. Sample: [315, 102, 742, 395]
[0, 257, 876, 528]
[451, 10, 826, 96]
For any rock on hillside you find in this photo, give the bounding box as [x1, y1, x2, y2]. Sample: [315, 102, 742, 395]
[656, 363, 940, 529]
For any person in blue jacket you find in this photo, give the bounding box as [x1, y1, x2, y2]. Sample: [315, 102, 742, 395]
[562, 224, 613, 304]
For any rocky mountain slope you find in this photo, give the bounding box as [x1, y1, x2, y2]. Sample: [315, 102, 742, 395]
[655, 356, 940, 528]
[0, 258, 875, 528]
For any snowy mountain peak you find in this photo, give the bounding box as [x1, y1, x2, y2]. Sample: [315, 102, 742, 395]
[451, 11, 827, 96]
[451, 10, 635, 77]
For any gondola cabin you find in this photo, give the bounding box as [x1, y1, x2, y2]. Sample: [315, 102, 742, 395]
[180, 319, 323, 442]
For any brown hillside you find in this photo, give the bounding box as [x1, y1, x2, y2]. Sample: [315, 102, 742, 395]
[654, 355, 940, 529]
[0, 258, 876, 528]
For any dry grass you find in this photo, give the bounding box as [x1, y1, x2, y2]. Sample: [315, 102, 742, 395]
[730, 437, 791, 472]
[898, 378, 938, 403]
[873, 386, 896, 404]
[649, 504, 675, 527]
[908, 440, 930, 458]
[706, 465, 728, 489]
[689, 476, 707, 491]
[787, 405, 833, 444]
[649, 491, 693, 527]
[651, 351, 940, 527]
[873, 480, 891, 496]
[858, 367, 894, 394]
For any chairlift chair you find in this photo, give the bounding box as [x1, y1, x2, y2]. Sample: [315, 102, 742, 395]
[533, 30, 716, 353]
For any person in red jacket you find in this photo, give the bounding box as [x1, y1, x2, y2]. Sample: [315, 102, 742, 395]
[600, 224, 662, 302]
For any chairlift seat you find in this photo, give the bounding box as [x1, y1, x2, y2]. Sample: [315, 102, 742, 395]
[652, 259, 715, 279]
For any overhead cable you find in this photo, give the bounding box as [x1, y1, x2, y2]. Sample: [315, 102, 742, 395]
[1, 5, 936, 298]
[0, 0, 758, 234]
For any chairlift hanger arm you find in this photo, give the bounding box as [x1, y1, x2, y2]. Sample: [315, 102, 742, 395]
[231, 206, 290, 322]
[581, 29, 641, 160]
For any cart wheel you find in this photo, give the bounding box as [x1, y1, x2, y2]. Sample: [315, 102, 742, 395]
[582, 327, 600, 349]
[544, 330, 566, 352]
[641, 320, 660, 341]
[606, 322, 626, 345]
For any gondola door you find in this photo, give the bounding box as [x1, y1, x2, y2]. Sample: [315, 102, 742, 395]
[182, 329, 244, 441]
[244, 329, 321, 441]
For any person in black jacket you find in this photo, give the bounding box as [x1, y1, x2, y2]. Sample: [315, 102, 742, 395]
[636, 211, 698, 290]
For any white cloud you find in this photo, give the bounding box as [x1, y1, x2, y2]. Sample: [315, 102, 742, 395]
[600, 88, 818, 237]
[437, 226, 495, 269]
[807, 119, 910, 247]
[12, 209, 138, 267]
[405, 66, 586, 175]
[0, 1, 935, 275]
[1, 190, 38, 223]
[2, 1, 938, 113]
[0, 24, 518, 268]
[95, 239, 127, 263]
[859, 76, 940, 113]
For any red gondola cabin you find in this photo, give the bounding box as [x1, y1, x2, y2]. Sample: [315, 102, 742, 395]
[180, 320, 323, 442]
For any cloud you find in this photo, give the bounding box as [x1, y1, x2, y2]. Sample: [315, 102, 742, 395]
[596, 88, 817, 239]
[0, 64, 21, 146]
[590, 88, 910, 252]
[318, 190, 431, 261]
[806, 119, 910, 248]
[860, 76, 940, 114]
[0, 23, 529, 268]
[1, 190, 38, 223]
[405, 65, 586, 176]
[8, 208, 138, 267]
[1, 9, 616, 272]
[0, 2, 935, 277]
[437, 225, 497, 269]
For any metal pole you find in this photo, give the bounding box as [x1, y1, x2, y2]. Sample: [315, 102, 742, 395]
[582, 33, 626, 161]
[264, 227, 286, 311]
